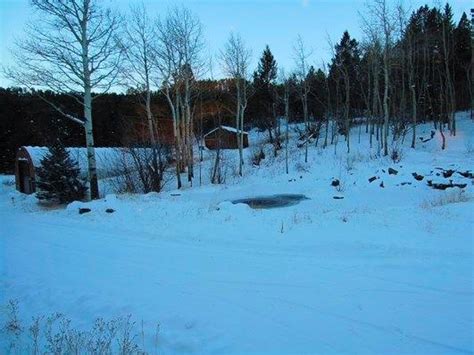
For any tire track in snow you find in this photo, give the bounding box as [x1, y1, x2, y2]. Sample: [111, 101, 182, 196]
[265, 296, 473, 354]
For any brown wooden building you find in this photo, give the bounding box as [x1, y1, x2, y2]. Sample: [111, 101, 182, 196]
[15, 147, 37, 194]
[204, 126, 249, 150]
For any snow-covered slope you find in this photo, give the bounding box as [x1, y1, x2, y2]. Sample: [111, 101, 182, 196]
[1, 113, 473, 353]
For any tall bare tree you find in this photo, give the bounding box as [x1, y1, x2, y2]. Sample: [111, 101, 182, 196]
[440, 3, 456, 136]
[220, 32, 252, 176]
[5, 0, 123, 199]
[122, 3, 157, 147]
[365, 0, 394, 156]
[121, 3, 166, 192]
[279, 69, 291, 174]
[155, 6, 205, 188]
[293, 35, 312, 162]
[399, 4, 419, 149]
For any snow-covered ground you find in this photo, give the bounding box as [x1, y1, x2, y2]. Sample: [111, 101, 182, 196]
[1, 113, 473, 353]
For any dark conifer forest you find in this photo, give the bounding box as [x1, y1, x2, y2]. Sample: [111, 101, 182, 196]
[1, 4, 471, 173]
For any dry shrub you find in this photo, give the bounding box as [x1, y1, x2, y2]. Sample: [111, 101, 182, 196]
[1, 300, 159, 354]
[250, 147, 266, 166]
[421, 190, 469, 209]
[295, 161, 310, 173]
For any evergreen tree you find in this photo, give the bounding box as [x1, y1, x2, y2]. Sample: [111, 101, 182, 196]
[36, 141, 87, 203]
[252, 45, 278, 139]
[306, 66, 327, 120]
[453, 12, 472, 110]
[254, 45, 278, 87]
[328, 30, 362, 138]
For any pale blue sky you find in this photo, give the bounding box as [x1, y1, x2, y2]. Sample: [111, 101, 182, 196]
[0, 0, 470, 87]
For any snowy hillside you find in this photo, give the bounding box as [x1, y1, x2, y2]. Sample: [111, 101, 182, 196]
[1, 113, 473, 353]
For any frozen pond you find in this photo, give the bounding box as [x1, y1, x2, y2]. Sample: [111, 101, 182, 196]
[232, 194, 309, 209]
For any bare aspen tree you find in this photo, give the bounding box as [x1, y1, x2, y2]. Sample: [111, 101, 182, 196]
[279, 69, 291, 174]
[440, 3, 456, 136]
[220, 32, 252, 176]
[293, 35, 312, 162]
[399, 4, 419, 149]
[361, 22, 383, 151]
[155, 6, 205, 188]
[210, 82, 227, 184]
[365, 0, 394, 156]
[123, 3, 157, 146]
[321, 61, 332, 149]
[395, 4, 407, 133]
[121, 3, 165, 191]
[5, 0, 123, 200]
[327, 35, 351, 153]
[359, 42, 372, 139]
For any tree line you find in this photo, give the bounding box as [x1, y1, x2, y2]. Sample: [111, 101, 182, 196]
[1, 0, 471, 198]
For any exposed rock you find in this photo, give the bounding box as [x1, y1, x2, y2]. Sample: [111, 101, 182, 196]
[400, 182, 412, 186]
[333, 196, 344, 200]
[380, 181, 385, 188]
[105, 208, 115, 213]
[428, 181, 468, 190]
[442, 169, 455, 178]
[458, 171, 473, 179]
[368, 176, 377, 183]
[331, 179, 340, 187]
[79, 208, 91, 215]
[412, 173, 424, 181]
[388, 167, 398, 175]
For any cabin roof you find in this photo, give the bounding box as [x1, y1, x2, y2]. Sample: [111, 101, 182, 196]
[19, 147, 140, 180]
[204, 125, 248, 137]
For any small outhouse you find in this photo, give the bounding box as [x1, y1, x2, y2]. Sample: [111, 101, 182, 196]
[204, 126, 249, 150]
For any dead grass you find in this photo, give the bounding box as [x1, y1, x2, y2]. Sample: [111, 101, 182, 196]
[421, 190, 470, 209]
[1, 300, 159, 354]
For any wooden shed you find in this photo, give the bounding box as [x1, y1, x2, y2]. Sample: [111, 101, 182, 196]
[15, 147, 37, 194]
[204, 126, 249, 150]
[15, 146, 132, 194]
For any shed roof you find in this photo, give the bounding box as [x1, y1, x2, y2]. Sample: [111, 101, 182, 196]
[23, 146, 125, 166]
[204, 125, 248, 137]
[21, 146, 133, 178]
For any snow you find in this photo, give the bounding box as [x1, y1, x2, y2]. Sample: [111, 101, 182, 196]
[204, 125, 249, 136]
[1, 113, 473, 353]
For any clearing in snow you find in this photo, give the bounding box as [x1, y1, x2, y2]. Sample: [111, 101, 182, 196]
[1, 113, 473, 354]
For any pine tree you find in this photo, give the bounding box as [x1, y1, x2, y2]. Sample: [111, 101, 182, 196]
[36, 141, 87, 203]
[329, 30, 362, 150]
[253, 45, 278, 140]
[307, 67, 327, 120]
[453, 12, 472, 110]
[254, 45, 278, 87]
